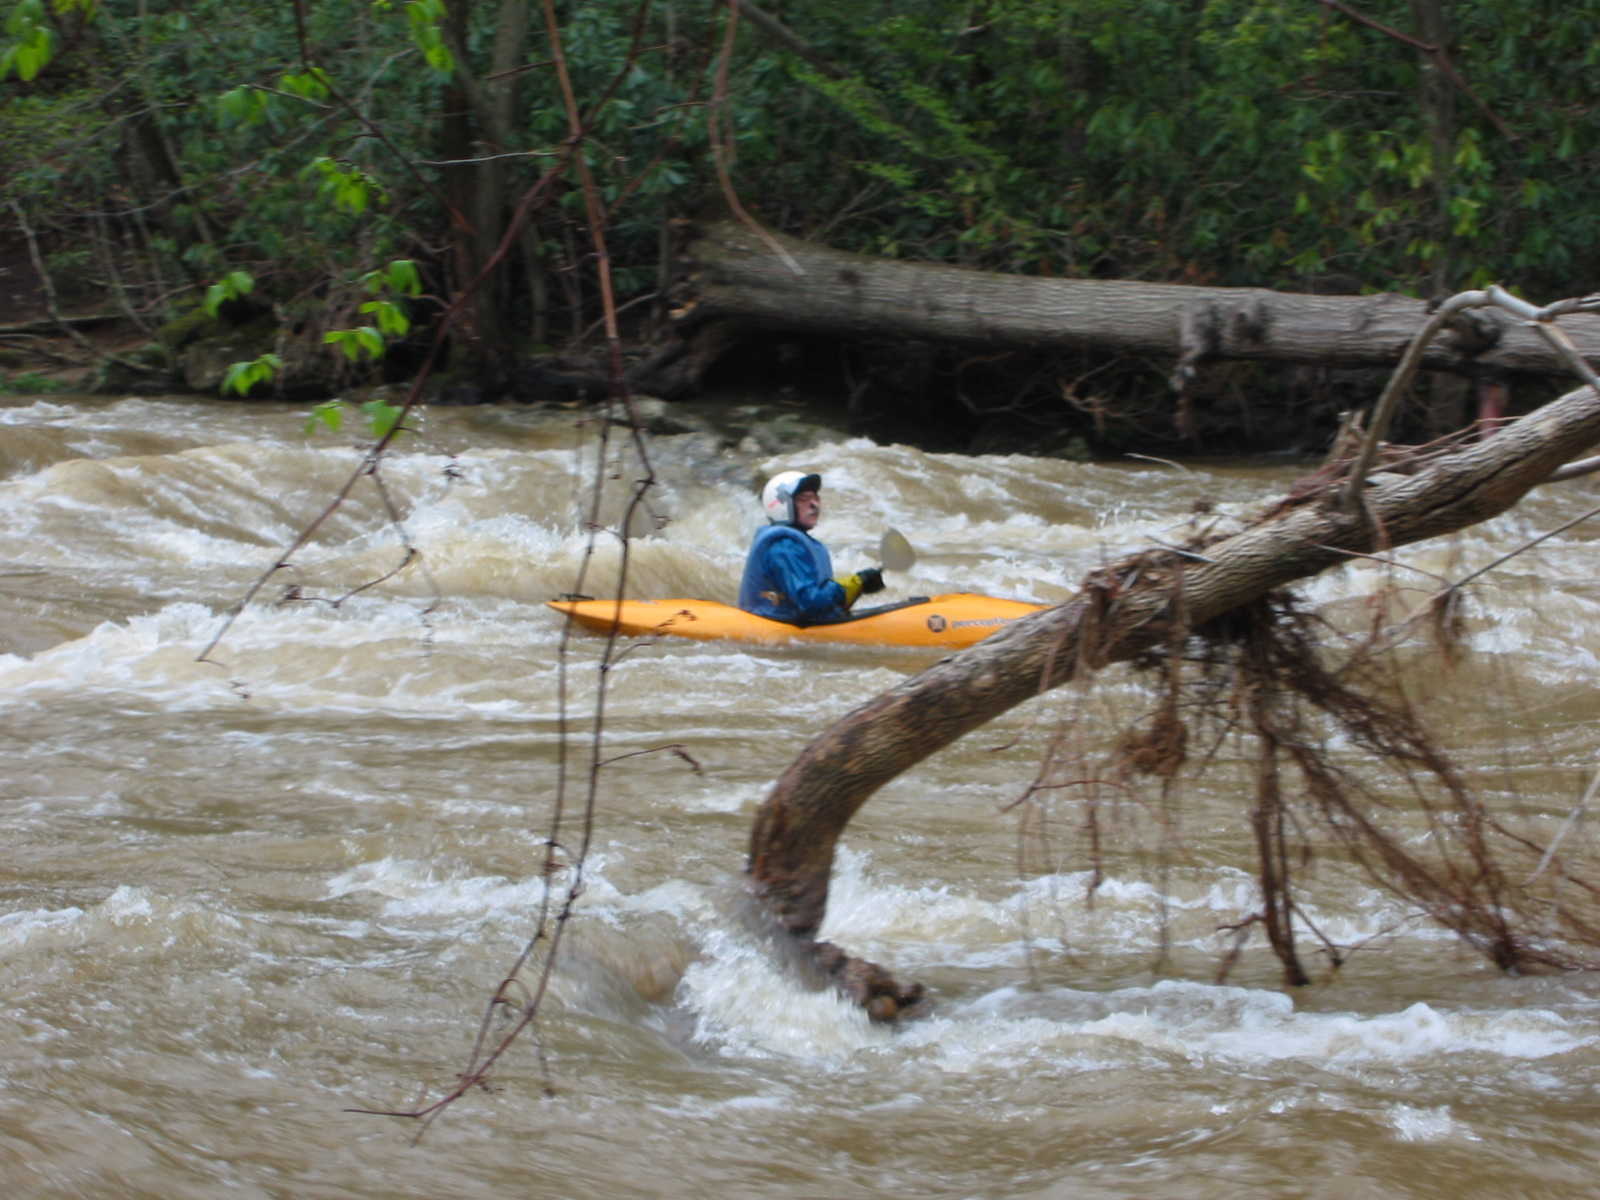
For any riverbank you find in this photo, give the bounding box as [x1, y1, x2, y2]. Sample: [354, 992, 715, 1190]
[0, 236, 1296, 460]
[0, 235, 1465, 464]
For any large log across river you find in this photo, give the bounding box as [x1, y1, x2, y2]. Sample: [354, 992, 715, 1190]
[670, 220, 1600, 383]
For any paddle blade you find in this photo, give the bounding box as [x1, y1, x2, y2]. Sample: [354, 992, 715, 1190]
[879, 527, 916, 573]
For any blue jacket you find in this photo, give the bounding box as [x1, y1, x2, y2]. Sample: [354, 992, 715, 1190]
[738, 524, 847, 624]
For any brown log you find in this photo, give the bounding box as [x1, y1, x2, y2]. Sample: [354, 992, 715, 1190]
[745, 376, 1600, 1010]
[679, 220, 1600, 379]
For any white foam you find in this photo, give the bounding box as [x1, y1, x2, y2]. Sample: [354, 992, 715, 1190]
[0, 398, 77, 424]
[677, 927, 886, 1061]
[816, 853, 1439, 974]
[1388, 1103, 1478, 1142]
[0, 885, 227, 958]
[819, 847, 1029, 958]
[0, 903, 87, 954]
[1074, 983, 1573, 1064]
[0, 596, 572, 717]
[323, 855, 621, 923]
[674, 782, 766, 814]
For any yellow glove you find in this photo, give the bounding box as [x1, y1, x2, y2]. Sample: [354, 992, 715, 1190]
[834, 573, 864, 607]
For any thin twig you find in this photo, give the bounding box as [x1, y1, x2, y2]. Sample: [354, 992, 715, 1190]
[1315, 0, 1516, 140]
[1445, 501, 1600, 593]
[1310, 543, 1454, 588]
[367, 0, 667, 1134]
[1344, 285, 1600, 510]
[1124, 453, 1192, 473]
[708, 1, 803, 275]
[596, 743, 703, 771]
[1340, 288, 1491, 512]
[8, 199, 153, 373]
[1525, 760, 1600, 885]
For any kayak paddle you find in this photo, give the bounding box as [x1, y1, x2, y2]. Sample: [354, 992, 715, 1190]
[879, 528, 915, 573]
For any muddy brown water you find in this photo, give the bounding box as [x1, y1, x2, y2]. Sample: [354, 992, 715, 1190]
[3, 395, 1600, 1198]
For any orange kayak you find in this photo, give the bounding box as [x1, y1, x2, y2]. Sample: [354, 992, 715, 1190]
[546, 593, 1046, 649]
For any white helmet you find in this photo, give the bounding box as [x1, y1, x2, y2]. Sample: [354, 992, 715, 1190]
[761, 470, 821, 525]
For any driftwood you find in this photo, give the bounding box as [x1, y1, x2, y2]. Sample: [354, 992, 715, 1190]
[745, 344, 1600, 1018]
[673, 221, 1600, 388]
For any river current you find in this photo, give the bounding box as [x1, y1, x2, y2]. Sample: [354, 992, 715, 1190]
[3, 394, 1599, 1198]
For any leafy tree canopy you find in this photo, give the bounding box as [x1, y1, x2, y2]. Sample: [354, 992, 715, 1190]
[3, 0, 1598, 364]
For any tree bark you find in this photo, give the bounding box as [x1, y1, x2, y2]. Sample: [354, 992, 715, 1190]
[745, 373, 1600, 1010]
[438, 0, 534, 357]
[1410, 0, 1457, 298]
[675, 221, 1600, 381]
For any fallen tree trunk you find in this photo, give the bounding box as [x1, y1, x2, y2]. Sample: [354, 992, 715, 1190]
[746, 369, 1600, 1018]
[675, 220, 1600, 382]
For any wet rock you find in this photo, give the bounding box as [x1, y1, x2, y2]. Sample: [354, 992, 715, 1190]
[178, 326, 273, 392]
[93, 344, 182, 395]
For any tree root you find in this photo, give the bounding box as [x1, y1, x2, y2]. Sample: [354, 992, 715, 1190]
[809, 940, 927, 1023]
[746, 361, 1600, 1021]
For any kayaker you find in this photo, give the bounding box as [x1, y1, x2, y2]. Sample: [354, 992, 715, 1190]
[738, 470, 885, 624]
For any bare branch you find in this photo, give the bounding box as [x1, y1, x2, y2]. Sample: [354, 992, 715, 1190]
[1316, 0, 1516, 140]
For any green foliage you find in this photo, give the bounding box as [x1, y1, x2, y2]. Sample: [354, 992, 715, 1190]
[359, 300, 408, 337]
[305, 397, 344, 433]
[221, 352, 282, 397]
[216, 70, 328, 129]
[1, 0, 53, 81]
[403, 0, 454, 76]
[362, 260, 422, 298]
[707, 0, 1600, 294]
[307, 157, 386, 216]
[323, 326, 386, 363]
[12, 0, 1600, 382]
[279, 67, 330, 102]
[0, 370, 73, 394]
[363, 396, 403, 439]
[204, 270, 255, 318]
[336, 259, 422, 345]
[215, 85, 271, 128]
[1, 0, 103, 81]
[303, 396, 405, 439]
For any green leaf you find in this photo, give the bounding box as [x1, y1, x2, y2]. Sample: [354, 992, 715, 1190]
[324, 327, 385, 363]
[324, 330, 359, 362]
[217, 86, 269, 127]
[1449, 194, 1482, 237]
[304, 399, 344, 435]
[423, 43, 454, 74]
[360, 299, 410, 336]
[405, 0, 455, 76]
[14, 43, 41, 81]
[361, 397, 402, 439]
[12, 26, 51, 81]
[1, 3, 53, 82]
[306, 157, 384, 216]
[221, 353, 281, 397]
[203, 270, 254, 317]
[384, 259, 421, 296]
[5, 0, 45, 36]
[279, 68, 330, 101]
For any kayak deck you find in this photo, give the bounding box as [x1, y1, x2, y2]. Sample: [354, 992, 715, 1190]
[546, 593, 1046, 649]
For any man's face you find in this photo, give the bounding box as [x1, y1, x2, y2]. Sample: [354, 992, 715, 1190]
[792, 488, 821, 530]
